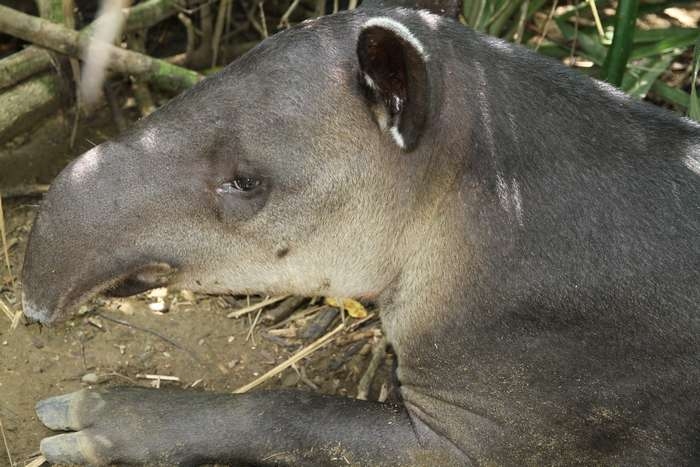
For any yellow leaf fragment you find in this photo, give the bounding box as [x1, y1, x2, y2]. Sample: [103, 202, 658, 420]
[324, 297, 368, 318]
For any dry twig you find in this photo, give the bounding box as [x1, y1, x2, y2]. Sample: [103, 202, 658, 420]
[234, 322, 345, 394]
[0, 197, 14, 291]
[26, 455, 47, 467]
[534, 0, 559, 52]
[0, 416, 13, 467]
[136, 374, 180, 381]
[212, 0, 232, 66]
[0, 298, 14, 322]
[227, 295, 289, 319]
[0, 198, 21, 329]
[246, 308, 263, 343]
[258, 1, 268, 38]
[278, 0, 301, 29]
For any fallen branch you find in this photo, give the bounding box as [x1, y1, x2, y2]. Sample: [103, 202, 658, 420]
[356, 337, 387, 400]
[0, 47, 53, 90]
[300, 306, 339, 341]
[262, 296, 306, 325]
[123, 0, 182, 33]
[0, 73, 62, 143]
[126, 31, 157, 116]
[0, 5, 203, 94]
[0, 184, 50, 199]
[37, 0, 67, 23]
[0, 0, 182, 91]
[0, 0, 72, 142]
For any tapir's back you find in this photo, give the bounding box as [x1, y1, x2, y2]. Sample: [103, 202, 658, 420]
[388, 13, 700, 466]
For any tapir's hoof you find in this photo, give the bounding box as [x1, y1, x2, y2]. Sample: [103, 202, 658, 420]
[40, 432, 96, 466]
[35, 388, 201, 466]
[36, 392, 83, 431]
[36, 390, 106, 465]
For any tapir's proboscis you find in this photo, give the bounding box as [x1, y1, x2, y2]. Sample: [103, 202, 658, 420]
[20, 1, 699, 465]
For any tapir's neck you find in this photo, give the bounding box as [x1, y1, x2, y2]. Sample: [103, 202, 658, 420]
[378, 178, 472, 349]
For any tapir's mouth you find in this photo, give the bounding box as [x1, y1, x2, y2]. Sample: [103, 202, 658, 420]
[104, 263, 176, 297]
[23, 262, 177, 325]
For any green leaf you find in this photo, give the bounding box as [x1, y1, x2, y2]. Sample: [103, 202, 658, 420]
[651, 81, 690, 110]
[555, 18, 607, 65]
[631, 32, 700, 59]
[534, 41, 572, 59]
[621, 53, 678, 100]
[633, 27, 699, 45]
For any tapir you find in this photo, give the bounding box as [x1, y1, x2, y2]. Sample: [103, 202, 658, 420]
[20, 0, 700, 464]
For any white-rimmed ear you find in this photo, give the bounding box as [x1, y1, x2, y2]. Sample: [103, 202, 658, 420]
[360, 0, 461, 19]
[357, 17, 430, 151]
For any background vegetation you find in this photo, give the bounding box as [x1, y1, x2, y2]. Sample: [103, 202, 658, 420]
[0, 0, 698, 152]
[464, 0, 700, 118]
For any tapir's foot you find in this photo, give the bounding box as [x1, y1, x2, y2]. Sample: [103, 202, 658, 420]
[36, 387, 226, 466]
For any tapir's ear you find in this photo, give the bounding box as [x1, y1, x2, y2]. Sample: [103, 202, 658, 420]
[357, 18, 429, 151]
[360, 0, 461, 19]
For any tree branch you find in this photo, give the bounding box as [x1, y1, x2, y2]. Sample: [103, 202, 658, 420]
[0, 3, 201, 93]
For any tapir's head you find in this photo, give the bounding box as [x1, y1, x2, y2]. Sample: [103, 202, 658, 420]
[22, 9, 457, 323]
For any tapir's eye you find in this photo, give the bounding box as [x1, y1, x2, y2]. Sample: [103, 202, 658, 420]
[217, 177, 261, 194]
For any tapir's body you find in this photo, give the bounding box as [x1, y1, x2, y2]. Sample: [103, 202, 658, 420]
[21, 5, 700, 466]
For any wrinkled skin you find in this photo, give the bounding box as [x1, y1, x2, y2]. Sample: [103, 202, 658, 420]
[22, 5, 700, 467]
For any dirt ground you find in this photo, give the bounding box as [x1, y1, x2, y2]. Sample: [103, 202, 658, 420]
[0, 114, 390, 467]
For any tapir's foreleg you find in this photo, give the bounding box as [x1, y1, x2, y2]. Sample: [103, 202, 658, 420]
[35, 387, 449, 466]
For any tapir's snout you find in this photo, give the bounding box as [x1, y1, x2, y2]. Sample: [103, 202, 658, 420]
[21, 139, 183, 324]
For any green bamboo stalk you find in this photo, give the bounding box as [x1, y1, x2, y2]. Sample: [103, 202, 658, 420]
[601, 0, 639, 86]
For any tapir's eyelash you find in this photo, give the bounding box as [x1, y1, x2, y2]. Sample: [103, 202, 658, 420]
[216, 177, 262, 194]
